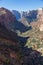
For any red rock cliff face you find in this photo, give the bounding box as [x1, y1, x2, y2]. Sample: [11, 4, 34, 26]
[0, 7, 16, 30]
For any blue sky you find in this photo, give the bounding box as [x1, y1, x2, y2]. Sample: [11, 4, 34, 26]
[0, 0, 43, 11]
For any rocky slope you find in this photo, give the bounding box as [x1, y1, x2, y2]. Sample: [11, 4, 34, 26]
[0, 7, 17, 31]
[19, 17, 30, 27]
